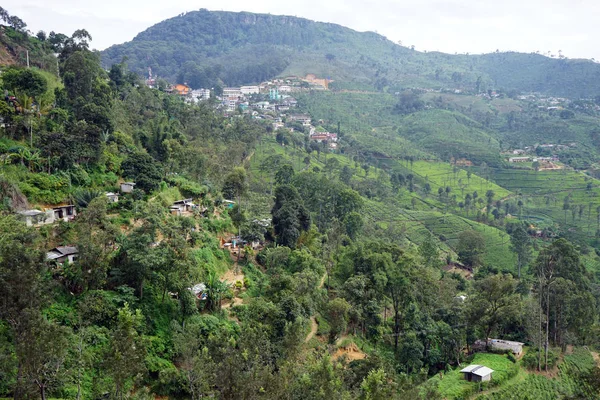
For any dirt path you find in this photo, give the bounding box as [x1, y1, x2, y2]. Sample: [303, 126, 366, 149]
[591, 351, 600, 366]
[221, 263, 245, 309]
[305, 318, 318, 343]
[305, 273, 327, 343]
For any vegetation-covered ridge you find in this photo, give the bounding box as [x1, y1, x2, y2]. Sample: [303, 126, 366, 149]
[102, 9, 600, 97]
[0, 7, 599, 400]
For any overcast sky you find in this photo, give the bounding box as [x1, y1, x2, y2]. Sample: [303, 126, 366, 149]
[9, 0, 600, 60]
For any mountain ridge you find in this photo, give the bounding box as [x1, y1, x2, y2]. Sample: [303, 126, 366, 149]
[101, 9, 600, 98]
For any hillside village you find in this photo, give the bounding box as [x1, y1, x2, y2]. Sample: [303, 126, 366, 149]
[155, 73, 340, 150]
[1, 7, 600, 400]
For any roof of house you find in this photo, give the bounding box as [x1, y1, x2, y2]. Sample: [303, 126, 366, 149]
[489, 339, 524, 352]
[173, 198, 194, 205]
[122, 182, 136, 186]
[189, 283, 206, 295]
[52, 204, 74, 210]
[46, 246, 78, 261]
[106, 192, 118, 197]
[18, 209, 45, 216]
[460, 365, 494, 377]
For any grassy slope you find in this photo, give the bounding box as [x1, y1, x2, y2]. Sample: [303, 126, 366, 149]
[410, 161, 511, 199]
[476, 166, 600, 237]
[429, 353, 518, 400]
[475, 348, 596, 400]
[298, 92, 502, 165]
[251, 138, 516, 270]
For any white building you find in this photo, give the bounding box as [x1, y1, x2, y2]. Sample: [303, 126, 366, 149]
[106, 192, 119, 203]
[240, 86, 260, 95]
[121, 182, 136, 193]
[278, 85, 292, 93]
[223, 87, 242, 98]
[46, 246, 79, 264]
[191, 89, 211, 102]
[460, 365, 493, 382]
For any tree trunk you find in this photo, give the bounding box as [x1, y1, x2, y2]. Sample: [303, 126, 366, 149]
[538, 279, 543, 372]
[545, 286, 550, 372]
[39, 384, 46, 400]
[14, 361, 24, 400]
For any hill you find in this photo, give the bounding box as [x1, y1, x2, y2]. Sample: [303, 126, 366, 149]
[102, 9, 600, 97]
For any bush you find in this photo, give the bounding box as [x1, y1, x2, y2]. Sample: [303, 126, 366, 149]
[522, 349, 558, 370]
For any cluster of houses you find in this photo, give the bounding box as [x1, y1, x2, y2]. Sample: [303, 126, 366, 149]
[154, 74, 330, 112]
[505, 143, 576, 165]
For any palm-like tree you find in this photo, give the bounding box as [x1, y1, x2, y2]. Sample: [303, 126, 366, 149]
[22, 149, 42, 172]
[14, 91, 34, 146]
[204, 272, 230, 312]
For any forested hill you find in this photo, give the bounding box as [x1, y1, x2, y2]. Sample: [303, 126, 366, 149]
[101, 9, 600, 98]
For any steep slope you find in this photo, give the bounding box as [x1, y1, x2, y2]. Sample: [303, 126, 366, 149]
[101, 10, 600, 97]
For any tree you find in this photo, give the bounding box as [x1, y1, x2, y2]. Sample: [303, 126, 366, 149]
[509, 223, 531, 278]
[222, 167, 248, 202]
[340, 165, 353, 185]
[275, 164, 295, 185]
[456, 230, 485, 267]
[0, 216, 46, 399]
[121, 152, 163, 193]
[343, 212, 363, 240]
[325, 298, 351, 343]
[104, 305, 147, 399]
[335, 188, 364, 220]
[271, 185, 311, 248]
[468, 274, 520, 349]
[21, 317, 71, 400]
[533, 239, 588, 371]
[1, 67, 48, 99]
[419, 233, 440, 268]
[360, 368, 393, 400]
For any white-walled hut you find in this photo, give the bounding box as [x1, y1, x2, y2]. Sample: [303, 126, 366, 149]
[460, 365, 493, 382]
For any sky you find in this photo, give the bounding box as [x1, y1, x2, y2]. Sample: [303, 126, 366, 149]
[9, 0, 600, 60]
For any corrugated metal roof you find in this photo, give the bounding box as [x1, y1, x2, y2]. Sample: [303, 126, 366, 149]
[460, 365, 494, 377]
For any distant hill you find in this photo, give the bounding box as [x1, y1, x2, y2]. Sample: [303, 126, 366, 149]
[102, 9, 600, 98]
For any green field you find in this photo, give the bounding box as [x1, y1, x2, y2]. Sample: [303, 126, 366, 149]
[474, 166, 600, 238]
[476, 348, 596, 400]
[429, 353, 519, 400]
[411, 161, 512, 200]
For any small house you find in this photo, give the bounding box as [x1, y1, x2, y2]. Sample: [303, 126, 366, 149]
[189, 283, 207, 300]
[105, 192, 119, 203]
[460, 365, 493, 382]
[52, 205, 76, 222]
[171, 199, 196, 215]
[17, 209, 52, 227]
[46, 246, 79, 264]
[120, 182, 136, 193]
[509, 157, 530, 163]
[223, 200, 236, 209]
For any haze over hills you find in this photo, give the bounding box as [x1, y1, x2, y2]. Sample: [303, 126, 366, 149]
[102, 9, 600, 98]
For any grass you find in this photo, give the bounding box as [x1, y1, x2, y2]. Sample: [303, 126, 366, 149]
[250, 139, 516, 270]
[476, 348, 595, 400]
[410, 160, 511, 199]
[474, 166, 600, 240]
[429, 353, 519, 400]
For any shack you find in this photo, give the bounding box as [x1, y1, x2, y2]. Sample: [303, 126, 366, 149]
[52, 205, 76, 222]
[17, 209, 52, 227]
[120, 182, 136, 193]
[46, 246, 79, 264]
[460, 365, 493, 382]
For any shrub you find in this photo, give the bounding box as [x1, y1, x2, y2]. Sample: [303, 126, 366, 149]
[522, 349, 558, 370]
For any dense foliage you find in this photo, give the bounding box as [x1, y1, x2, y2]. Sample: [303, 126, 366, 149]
[0, 8, 599, 400]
